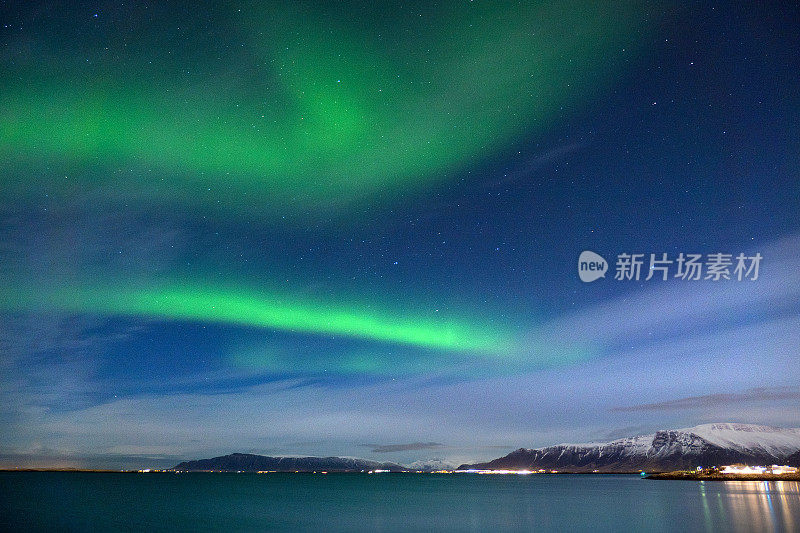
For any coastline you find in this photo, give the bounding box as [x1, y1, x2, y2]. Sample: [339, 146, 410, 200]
[5, 469, 799, 481]
[647, 471, 800, 481]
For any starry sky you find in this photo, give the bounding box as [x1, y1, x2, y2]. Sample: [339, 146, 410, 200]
[1, 1, 799, 469]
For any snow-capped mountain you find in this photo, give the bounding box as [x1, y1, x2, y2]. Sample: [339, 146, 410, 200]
[458, 423, 800, 472]
[407, 459, 459, 471]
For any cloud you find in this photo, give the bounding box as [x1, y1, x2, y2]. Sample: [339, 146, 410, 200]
[364, 442, 444, 453]
[0, 450, 186, 470]
[526, 232, 800, 355]
[613, 387, 800, 412]
[0, 204, 186, 284]
[488, 143, 584, 188]
[0, 314, 144, 417]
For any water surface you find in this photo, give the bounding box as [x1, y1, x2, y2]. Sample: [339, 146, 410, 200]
[1, 472, 798, 532]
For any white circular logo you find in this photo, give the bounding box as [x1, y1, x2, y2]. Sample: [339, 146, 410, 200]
[578, 251, 607, 282]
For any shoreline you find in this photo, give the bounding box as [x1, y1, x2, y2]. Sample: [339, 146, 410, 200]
[0, 469, 418, 474]
[0, 469, 646, 474]
[5, 469, 799, 480]
[647, 471, 800, 481]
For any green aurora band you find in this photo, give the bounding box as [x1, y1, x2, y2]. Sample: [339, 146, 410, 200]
[4, 282, 514, 354]
[1, 2, 649, 212]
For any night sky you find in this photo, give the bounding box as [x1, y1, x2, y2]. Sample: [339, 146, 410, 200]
[1, 1, 799, 469]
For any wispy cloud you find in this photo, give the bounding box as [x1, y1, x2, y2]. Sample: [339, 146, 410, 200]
[527, 232, 800, 355]
[364, 442, 444, 453]
[487, 143, 584, 188]
[613, 387, 800, 412]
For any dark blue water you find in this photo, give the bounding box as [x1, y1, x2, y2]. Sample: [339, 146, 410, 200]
[1, 472, 799, 532]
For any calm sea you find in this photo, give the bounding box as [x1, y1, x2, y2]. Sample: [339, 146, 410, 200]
[1, 472, 799, 532]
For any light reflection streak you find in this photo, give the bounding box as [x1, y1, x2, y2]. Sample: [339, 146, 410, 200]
[699, 481, 713, 533]
[698, 480, 800, 532]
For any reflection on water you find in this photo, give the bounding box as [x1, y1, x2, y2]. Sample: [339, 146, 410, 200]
[698, 480, 800, 532]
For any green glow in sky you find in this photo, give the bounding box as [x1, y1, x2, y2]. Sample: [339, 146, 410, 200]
[0, 1, 639, 369]
[0, 1, 645, 212]
[4, 282, 513, 354]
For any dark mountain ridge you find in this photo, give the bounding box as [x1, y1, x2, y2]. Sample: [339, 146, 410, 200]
[172, 453, 405, 472]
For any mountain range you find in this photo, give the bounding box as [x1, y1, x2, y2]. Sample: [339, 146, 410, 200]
[458, 423, 800, 472]
[172, 423, 800, 473]
[172, 453, 405, 472]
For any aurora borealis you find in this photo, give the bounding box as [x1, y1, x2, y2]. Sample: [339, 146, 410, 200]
[1, 2, 643, 212]
[2, 2, 800, 469]
[4, 281, 513, 353]
[0, 1, 642, 362]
